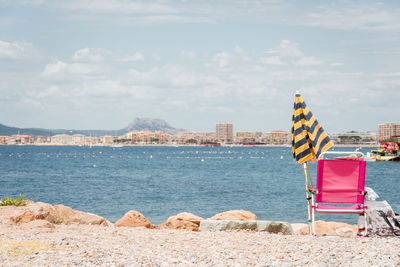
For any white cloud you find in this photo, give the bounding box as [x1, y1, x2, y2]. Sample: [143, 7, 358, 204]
[278, 39, 303, 59]
[41, 60, 103, 77]
[234, 46, 243, 54]
[72, 48, 111, 62]
[58, 0, 178, 15]
[0, 40, 38, 59]
[152, 54, 161, 61]
[304, 3, 400, 31]
[263, 56, 284, 65]
[373, 72, 400, 77]
[296, 56, 323, 66]
[121, 52, 144, 62]
[72, 48, 144, 62]
[263, 40, 323, 67]
[213, 52, 231, 68]
[180, 50, 196, 60]
[128, 64, 200, 88]
[3, 41, 399, 131]
[41, 61, 67, 76]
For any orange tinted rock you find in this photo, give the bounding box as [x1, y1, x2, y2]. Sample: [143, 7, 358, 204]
[209, 210, 257, 221]
[54, 205, 110, 226]
[0, 202, 57, 224]
[115, 211, 155, 229]
[298, 220, 358, 235]
[21, 219, 55, 229]
[157, 212, 203, 231]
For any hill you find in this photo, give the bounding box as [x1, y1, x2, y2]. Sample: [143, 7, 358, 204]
[120, 118, 186, 135]
[0, 124, 51, 136]
[0, 118, 186, 137]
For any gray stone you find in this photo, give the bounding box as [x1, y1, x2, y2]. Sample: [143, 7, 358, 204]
[199, 220, 257, 231]
[365, 200, 398, 236]
[198, 220, 294, 234]
[257, 221, 294, 235]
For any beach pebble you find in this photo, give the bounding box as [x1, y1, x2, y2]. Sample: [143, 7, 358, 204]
[336, 227, 356, 238]
[0, 224, 399, 265]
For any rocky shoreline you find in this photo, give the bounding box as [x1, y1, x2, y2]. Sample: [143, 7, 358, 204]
[1, 202, 399, 266]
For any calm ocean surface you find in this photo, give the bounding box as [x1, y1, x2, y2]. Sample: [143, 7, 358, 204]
[0, 145, 398, 225]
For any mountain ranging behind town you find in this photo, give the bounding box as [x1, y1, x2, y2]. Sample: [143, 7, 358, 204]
[0, 118, 186, 137]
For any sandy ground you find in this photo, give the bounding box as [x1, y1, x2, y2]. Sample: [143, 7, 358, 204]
[0, 222, 399, 266]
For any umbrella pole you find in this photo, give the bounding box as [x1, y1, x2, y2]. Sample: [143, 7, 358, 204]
[302, 162, 312, 234]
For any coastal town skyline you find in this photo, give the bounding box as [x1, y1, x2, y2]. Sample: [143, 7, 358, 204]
[1, 1, 400, 133]
[2, 120, 398, 146]
[1, 117, 398, 136]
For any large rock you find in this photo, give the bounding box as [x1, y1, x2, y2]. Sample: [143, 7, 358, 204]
[257, 221, 294, 235]
[21, 220, 55, 230]
[291, 223, 308, 235]
[209, 210, 257, 221]
[54, 205, 110, 226]
[157, 212, 203, 231]
[0, 202, 58, 224]
[365, 200, 397, 236]
[199, 220, 257, 231]
[298, 220, 358, 235]
[115, 211, 155, 229]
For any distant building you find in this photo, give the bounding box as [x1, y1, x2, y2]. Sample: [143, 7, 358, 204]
[101, 136, 117, 144]
[11, 135, 32, 144]
[171, 132, 216, 144]
[0, 136, 9, 145]
[84, 136, 100, 145]
[379, 123, 400, 140]
[33, 136, 48, 144]
[330, 131, 378, 145]
[72, 134, 86, 146]
[51, 134, 74, 145]
[125, 131, 171, 144]
[235, 132, 262, 144]
[216, 122, 233, 143]
[262, 131, 290, 145]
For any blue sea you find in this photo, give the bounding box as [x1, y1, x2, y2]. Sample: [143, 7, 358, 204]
[0, 145, 398, 225]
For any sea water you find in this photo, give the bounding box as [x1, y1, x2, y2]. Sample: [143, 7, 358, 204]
[0, 145, 398, 225]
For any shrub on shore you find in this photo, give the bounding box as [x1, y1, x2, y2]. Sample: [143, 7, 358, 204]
[0, 194, 28, 206]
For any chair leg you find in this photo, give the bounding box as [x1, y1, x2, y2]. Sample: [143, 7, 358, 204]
[364, 210, 368, 237]
[311, 194, 316, 235]
[311, 209, 316, 235]
[306, 192, 312, 234]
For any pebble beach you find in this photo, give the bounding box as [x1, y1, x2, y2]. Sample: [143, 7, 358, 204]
[1, 222, 399, 266]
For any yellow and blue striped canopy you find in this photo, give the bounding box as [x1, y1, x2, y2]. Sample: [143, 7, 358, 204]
[291, 93, 333, 164]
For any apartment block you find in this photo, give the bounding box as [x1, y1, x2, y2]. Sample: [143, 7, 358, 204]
[125, 131, 171, 144]
[50, 134, 74, 145]
[216, 122, 233, 143]
[171, 132, 216, 144]
[379, 123, 400, 140]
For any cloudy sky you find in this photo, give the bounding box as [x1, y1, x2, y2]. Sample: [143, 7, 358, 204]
[1, 0, 399, 133]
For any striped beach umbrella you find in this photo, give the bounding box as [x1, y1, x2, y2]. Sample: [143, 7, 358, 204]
[291, 92, 333, 164]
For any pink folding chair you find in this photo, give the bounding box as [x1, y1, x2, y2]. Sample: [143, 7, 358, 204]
[310, 151, 368, 236]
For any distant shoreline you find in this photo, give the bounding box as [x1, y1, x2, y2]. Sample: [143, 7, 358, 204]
[0, 144, 378, 148]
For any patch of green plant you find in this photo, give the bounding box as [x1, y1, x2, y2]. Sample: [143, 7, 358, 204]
[0, 194, 27, 206]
